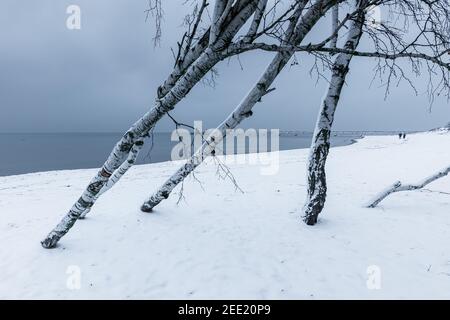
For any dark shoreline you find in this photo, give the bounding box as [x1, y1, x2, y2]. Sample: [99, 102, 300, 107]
[0, 131, 400, 177]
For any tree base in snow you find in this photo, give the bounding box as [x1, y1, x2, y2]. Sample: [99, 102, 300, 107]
[302, 192, 327, 226]
[140, 203, 154, 213]
[41, 232, 62, 249]
[303, 214, 318, 226]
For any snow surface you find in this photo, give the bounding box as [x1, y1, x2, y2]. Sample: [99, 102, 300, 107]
[0, 130, 449, 299]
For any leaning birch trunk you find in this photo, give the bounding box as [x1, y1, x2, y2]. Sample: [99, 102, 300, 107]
[330, 5, 339, 49]
[41, 0, 261, 248]
[302, 1, 366, 225]
[79, 138, 145, 219]
[141, 0, 338, 212]
[366, 166, 450, 208]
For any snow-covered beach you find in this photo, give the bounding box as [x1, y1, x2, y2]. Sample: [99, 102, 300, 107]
[0, 130, 449, 299]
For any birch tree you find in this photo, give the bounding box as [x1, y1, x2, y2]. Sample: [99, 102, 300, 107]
[301, 0, 450, 224]
[140, 0, 347, 212]
[238, 0, 450, 224]
[41, 0, 294, 248]
[302, 0, 367, 225]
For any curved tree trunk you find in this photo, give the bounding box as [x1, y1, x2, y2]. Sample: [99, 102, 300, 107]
[302, 0, 366, 225]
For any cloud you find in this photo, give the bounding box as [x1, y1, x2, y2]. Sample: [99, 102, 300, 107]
[0, 0, 448, 133]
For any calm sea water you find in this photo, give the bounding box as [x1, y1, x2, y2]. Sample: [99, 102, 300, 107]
[0, 131, 373, 177]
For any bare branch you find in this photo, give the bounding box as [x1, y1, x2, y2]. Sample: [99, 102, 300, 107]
[366, 166, 450, 208]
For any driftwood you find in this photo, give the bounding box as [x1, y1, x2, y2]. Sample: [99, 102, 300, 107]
[366, 166, 450, 208]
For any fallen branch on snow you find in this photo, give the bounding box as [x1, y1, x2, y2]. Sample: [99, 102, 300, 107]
[366, 166, 450, 208]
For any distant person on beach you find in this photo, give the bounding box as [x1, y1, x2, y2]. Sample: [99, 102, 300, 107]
[398, 133, 402, 139]
[403, 133, 406, 139]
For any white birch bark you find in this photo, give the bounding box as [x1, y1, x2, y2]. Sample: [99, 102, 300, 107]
[79, 138, 145, 219]
[141, 0, 339, 212]
[41, 0, 260, 248]
[302, 0, 366, 225]
[366, 166, 450, 208]
[210, 0, 229, 44]
[215, 1, 234, 43]
[330, 5, 339, 49]
[244, 0, 268, 42]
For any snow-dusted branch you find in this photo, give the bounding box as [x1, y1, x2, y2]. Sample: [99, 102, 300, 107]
[366, 166, 450, 208]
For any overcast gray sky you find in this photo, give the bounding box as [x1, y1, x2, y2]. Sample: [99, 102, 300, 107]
[0, 0, 448, 133]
